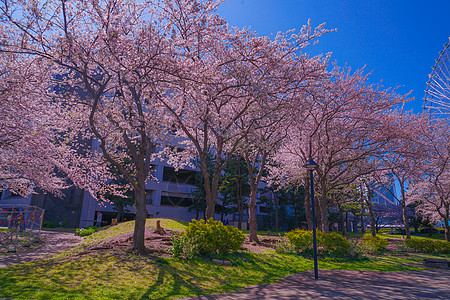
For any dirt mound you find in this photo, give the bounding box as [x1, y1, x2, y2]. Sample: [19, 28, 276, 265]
[0, 227, 280, 269]
[84, 229, 279, 257]
[86, 229, 174, 257]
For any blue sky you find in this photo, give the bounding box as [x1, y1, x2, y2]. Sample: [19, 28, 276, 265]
[217, 0, 450, 114]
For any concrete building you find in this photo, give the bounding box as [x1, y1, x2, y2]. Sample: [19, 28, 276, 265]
[0, 156, 266, 228]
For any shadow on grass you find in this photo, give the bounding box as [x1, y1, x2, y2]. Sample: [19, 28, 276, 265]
[0, 248, 427, 300]
[139, 258, 205, 300]
[137, 252, 311, 299]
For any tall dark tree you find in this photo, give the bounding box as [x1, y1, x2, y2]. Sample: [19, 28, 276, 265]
[260, 184, 306, 231]
[103, 165, 135, 223]
[220, 156, 250, 229]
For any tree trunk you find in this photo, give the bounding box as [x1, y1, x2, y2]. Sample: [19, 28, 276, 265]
[273, 191, 279, 232]
[318, 184, 329, 232]
[345, 211, 349, 233]
[248, 189, 259, 242]
[293, 197, 299, 229]
[399, 182, 411, 239]
[200, 155, 216, 221]
[304, 175, 313, 230]
[320, 199, 329, 232]
[316, 201, 323, 232]
[132, 185, 147, 253]
[365, 183, 376, 237]
[444, 218, 450, 242]
[205, 175, 220, 221]
[205, 198, 215, 220]
[245, 151, 267, 243]
[237, 179, 243, 229]
[360, 201, 365, 234]
[220, 197, 225, 222]
[201, 167, 215, 220]
[247, 160, 259, 242]
[116, 202, 123, 223]
[340, 207, 346, 236]
[360, 184, 365, 234]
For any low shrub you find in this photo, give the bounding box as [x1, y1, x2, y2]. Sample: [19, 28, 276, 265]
[285, 229, 350, 255]
[318, 232, 350, 255]
[180, 235, 201, 259]
[358, 235, 389, 254]
[418, 227, 438, 234]
[169, 233, 201, 259]
[347, 238, 363, 257]
[275, 235, 297, 254]
[42, 221, 56, 228]
[175, 218, 245, 257]
[169, 233, 184, 258]
[404, 238, 450, 254]
[75, 226, 98, 237]
[285, 229, 313, 253]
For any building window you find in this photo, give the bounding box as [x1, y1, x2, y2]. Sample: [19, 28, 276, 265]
[163, 167, 197, 186]
[146, 190, 154, 205]
[160, 195, 194, 207]
[259, 206, 270, 214]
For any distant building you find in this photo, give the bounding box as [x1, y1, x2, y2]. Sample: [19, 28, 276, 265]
[0, 153, 264, 228]
[372, 175, 398, 206]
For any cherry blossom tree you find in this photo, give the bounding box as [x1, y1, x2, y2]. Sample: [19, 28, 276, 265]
[156, 0, 331, 220]
[0, 0, 179, 253]
[273, 66, 408, 232]
[0, 0, 330, 251]
[0, 53, 68, 196]
[408, 175, 450, 241]
[237, 57, 328, 242]
[370, 112, 432, 239]
[407, 119, 450, 241]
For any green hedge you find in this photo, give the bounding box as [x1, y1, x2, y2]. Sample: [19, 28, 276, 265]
[404, 238, 450, 254]
[285, 229, 350, 255]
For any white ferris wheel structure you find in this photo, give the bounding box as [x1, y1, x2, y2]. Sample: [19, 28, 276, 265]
[423, 37, 450, 117]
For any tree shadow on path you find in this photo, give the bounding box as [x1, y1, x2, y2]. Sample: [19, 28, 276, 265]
[178, 269, 450, 300]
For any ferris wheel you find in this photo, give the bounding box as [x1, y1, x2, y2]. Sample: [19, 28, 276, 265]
[423, 38, 450, 116]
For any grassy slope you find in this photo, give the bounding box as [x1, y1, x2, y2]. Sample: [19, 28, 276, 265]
[82, 219, 189, 245]
[0, 219, 441, 300]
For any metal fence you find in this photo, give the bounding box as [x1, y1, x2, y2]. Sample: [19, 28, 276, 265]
[0, 205, 45, 252]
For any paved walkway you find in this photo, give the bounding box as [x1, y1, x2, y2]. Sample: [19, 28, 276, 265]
[179, 269, 450, 300]
[0, 230, 81, 268]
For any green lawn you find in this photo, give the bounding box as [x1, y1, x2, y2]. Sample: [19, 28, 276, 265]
[332, 230, 446, 241]
[0, 219, 445, 300]
[240, 229, 288, 236]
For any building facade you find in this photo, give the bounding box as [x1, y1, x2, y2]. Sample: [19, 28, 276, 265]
[0, 160, 267, 228]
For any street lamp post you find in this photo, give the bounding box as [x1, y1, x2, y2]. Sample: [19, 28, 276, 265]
[303, 157, 319, 280]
